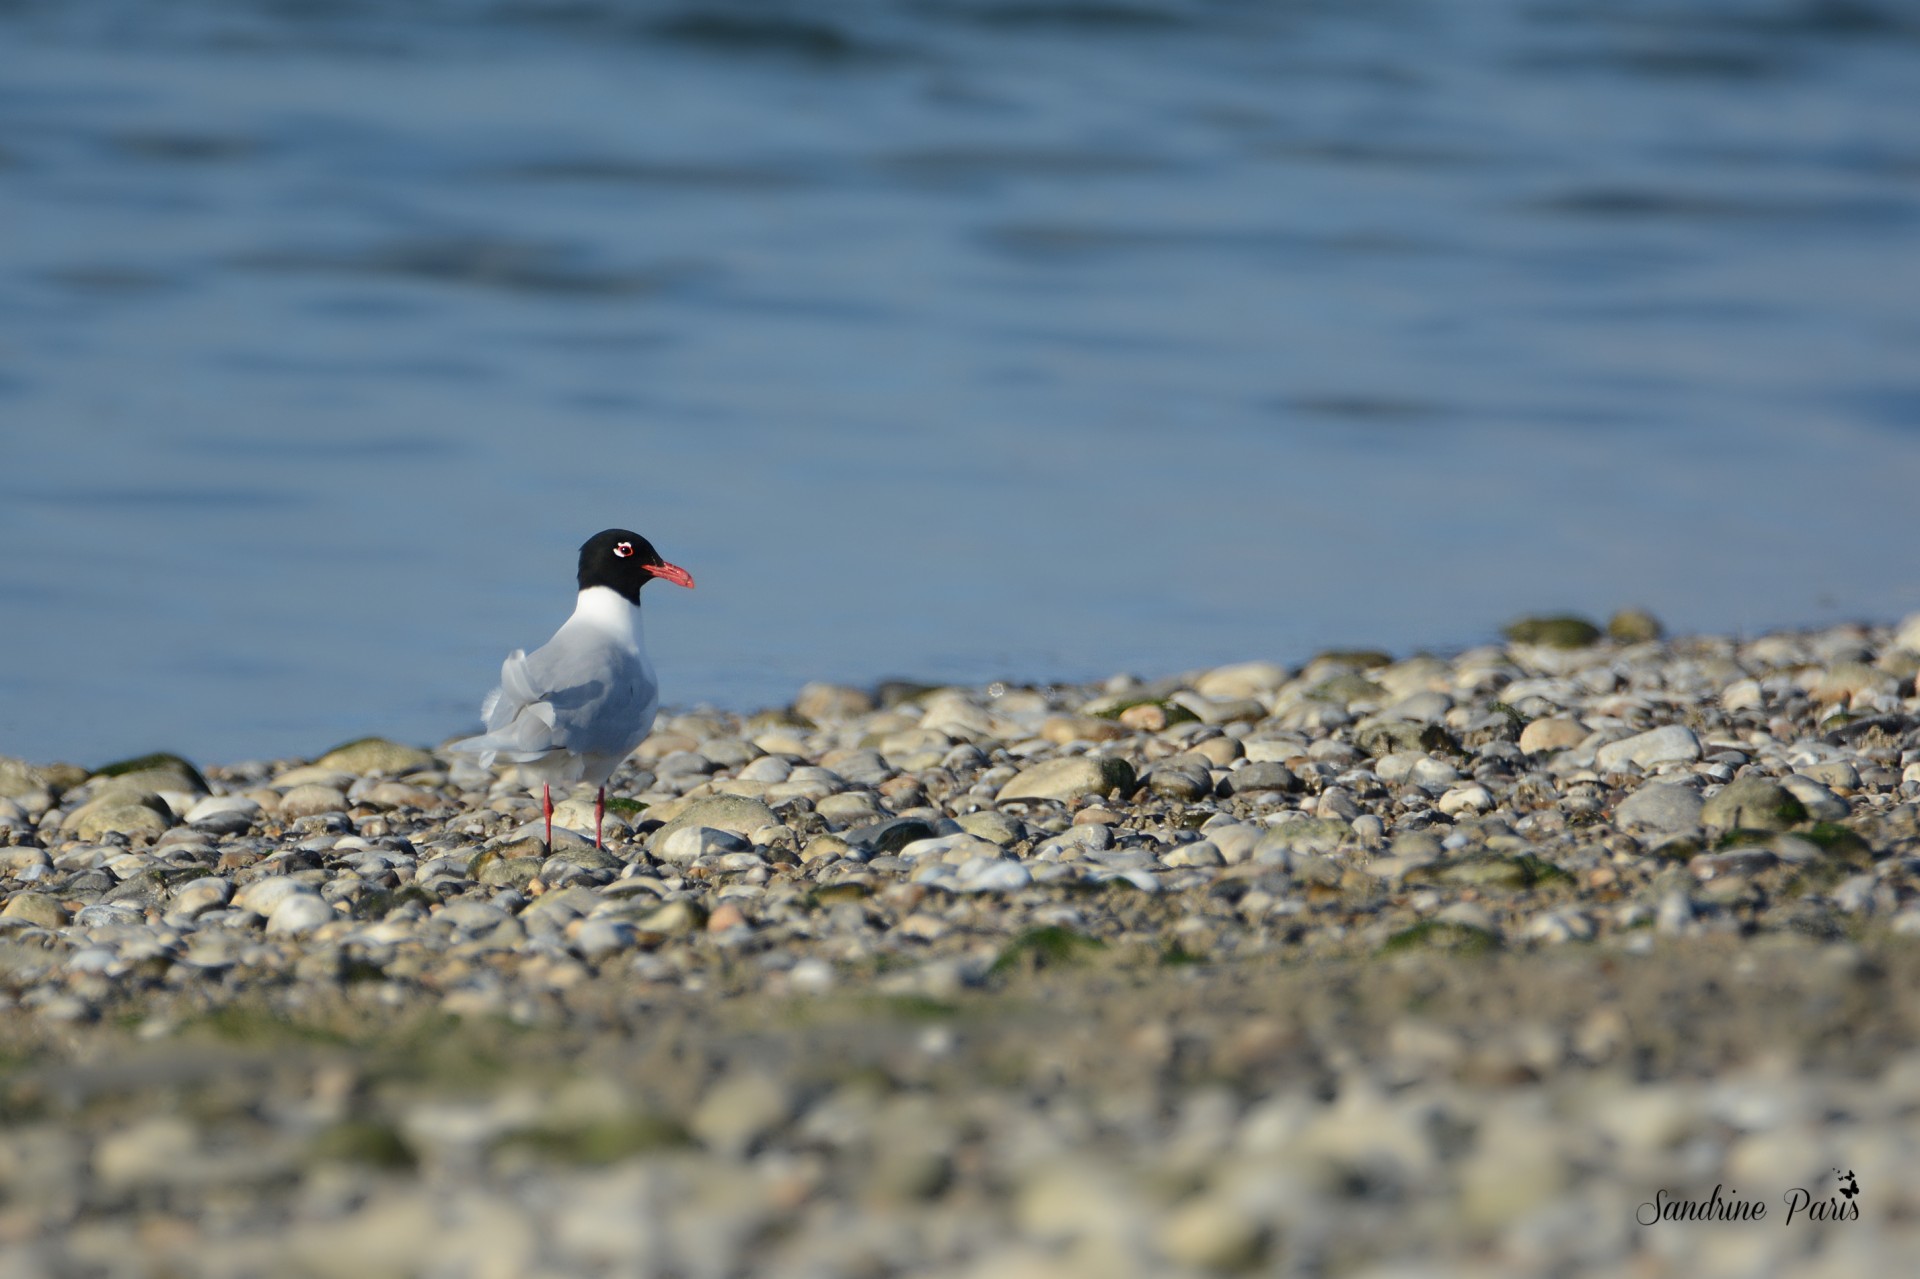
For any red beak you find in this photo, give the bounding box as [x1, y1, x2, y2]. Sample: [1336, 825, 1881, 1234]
[645, 560, 695, 589]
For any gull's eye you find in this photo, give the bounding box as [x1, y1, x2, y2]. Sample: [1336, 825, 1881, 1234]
[613, 542, 635, 558]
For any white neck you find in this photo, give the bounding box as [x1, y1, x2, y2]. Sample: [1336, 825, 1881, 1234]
[569, 585, 642, 648]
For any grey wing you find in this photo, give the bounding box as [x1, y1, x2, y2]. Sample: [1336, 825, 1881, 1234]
[450, 649, 561, 763]
[521, 635, 659, 760]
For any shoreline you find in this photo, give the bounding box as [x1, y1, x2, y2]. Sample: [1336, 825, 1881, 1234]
[4, 613, 1920, 1272]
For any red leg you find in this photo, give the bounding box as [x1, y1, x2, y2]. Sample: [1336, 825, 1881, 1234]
[543, 782, 553, 851]
[595, 787, 606, 850]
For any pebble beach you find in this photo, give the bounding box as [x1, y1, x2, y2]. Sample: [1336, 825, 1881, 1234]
[4, 613, 1920, 1277]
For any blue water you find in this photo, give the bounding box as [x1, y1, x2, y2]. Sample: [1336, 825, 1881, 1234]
[3, 1, 1919, 764]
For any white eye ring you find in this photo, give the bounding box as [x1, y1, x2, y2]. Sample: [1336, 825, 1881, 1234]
[613, 542, 635, 558]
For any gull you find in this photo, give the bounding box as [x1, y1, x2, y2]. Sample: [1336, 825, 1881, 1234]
[451, 528, 693, 850]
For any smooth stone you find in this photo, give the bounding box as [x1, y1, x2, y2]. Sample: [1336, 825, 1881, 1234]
[1146, 763, 1212, 802]
[1041, 714, 1126, 745]
[1408, 757, 1462, 791]
[542, 842, 622, 872]
[357, 780, 443, 811]
[1690, 849, 1777, 880]
[898, 834, 1002, 863]
[1608, 608, 1664, 643]
[73, 903, 143, 929]
[1615, 783, 1705, 834]
[1035, 824, 1113, 859]
[955, 811, 1027, 845]
[550, 797, 629, 840]
[265, 893, 336, 936]
[183, 795, 262, 825]
[1, 892, 68, 928]
[1157, 1193, 1267, 1272]
[1354, 718, 1438, 756]
[1202, 823, 1263, 864]
[0, 757, 51, 799]
[1436, 784, 1494, 816]
[951, 858, 1032, 893]
[89, 753, 208, 797]
[996, 756, 1137, 804]
[648, 796, 779, 853]
[1171, 692, 1266, 725]
[574, 917, 637, 957]
[1163, 841, 1224, 868]
[494, 824, 595, 855]
[167, 877, 232, 919]
[279, 784, 350, 820]
[1194, 661, 1290, 699]
[438, 900, 513, 933]
[1384, 691, 1453, 724]
[1799, 761, 1859, 790]
[1243, 738, 1307, 764]
[793, 682, 874, 723]
[737, 756, 793, 783]
[637, 899, 706, 936]
[707, 902, 749, 932]
[690, 1072, 792, 1158]
[816, 792, 884, 823]
[1594, 725, 1701, 773]
[845, 816, 946, 855]
[1503, 615, 1600, 649]
[1701, 776, 1807, 831]
[316, 738, 436, 775]
[1781, 776, 1849, 822]
[656, 825, 753, 864]
[233, 876, 317, 916]
[1223, 761, 1299, 795]
[471, 853, 542, 888]
[67, 800, 171, 842]
[1518, 717, 1587, 753]
[1255, 818, 1349, 857]
[0, 847, 51, 878]
[270, 766, 358, 791]
[801, 835, 853, 864]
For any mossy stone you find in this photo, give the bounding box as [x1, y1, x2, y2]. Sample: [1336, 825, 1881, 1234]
[469, 851, 541, 888]
[1313, 649, 1393, 669]
[1308, 673, 1388, 706]
[1502, 616, 1602, 649]
[91, 752, 208, 795]
[317, 737, 435, 775]
[1701, 777, 1807, 831]
[1607, 609, 1665, 644]
[1381, 920, 1501, 955]
[649, 796, 778, 853]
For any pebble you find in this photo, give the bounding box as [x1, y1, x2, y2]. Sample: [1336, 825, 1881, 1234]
[1519, 717, 1588, 753]
[279, 784, 349, 820]
[1614, 783, 1704, 835]
[1, 891, 68, 928]
[1594, 724, 1701, 772]
[656, 825, 754, 864]
[0, 620, 1913, 1275]
[1701, 776, 1806, 831]
[265, 892, 335, 935]
[690, 1072, 792, 1157]
[996, 756, 1136, 803]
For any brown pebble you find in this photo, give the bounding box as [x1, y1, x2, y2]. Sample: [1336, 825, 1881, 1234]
[708, 903, 748, 932]
[881, 883, 927, 911]
[1073, 806, 1121, 826]
[1118, 703, 1167, 732]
